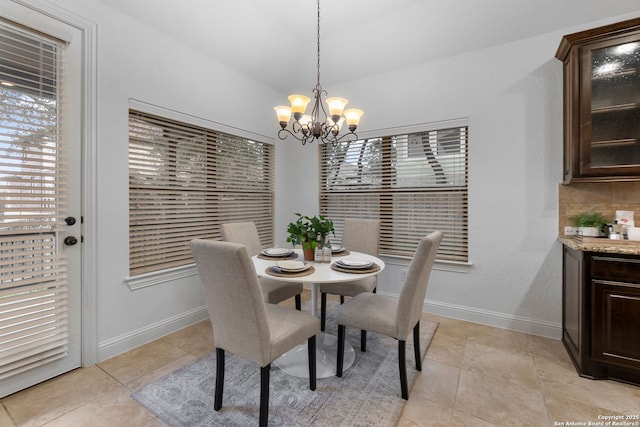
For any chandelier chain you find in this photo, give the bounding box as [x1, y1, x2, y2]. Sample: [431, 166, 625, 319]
[316, 0, 321, 91]
[274, 0, 362, 146]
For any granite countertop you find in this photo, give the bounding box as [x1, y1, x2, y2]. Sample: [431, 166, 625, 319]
[559, 236, 640, 255]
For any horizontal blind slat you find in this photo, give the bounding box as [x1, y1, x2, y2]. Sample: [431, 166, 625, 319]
[128, 109, 274, 275]
[320, 126, 468, 261]
[0, 22, 69, 381]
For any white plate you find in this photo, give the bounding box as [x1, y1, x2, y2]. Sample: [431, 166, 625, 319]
[337, 259, 373, 269]
[331, 246, 345, 253]
[276, 260, 310, 272]
[262, 247, 293, 256]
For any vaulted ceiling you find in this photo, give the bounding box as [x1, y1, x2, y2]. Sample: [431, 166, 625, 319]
[98, 0, 640, 93]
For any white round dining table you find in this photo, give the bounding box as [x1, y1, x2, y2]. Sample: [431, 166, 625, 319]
[251, 249, 385, 379]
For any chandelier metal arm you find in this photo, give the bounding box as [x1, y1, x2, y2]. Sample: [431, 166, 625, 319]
[274, 0, 363, 147]
[276, 122, 359, 146]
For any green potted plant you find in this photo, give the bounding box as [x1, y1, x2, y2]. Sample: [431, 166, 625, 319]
[286, 213, 335, 261]
[571, 211, 607, 237]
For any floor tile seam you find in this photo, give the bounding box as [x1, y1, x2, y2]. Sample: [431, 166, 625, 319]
[0, 402, 17, 427]
[450, 408, 502, 427]
[94, 363, 135, 392]
[540, 383, 640, 416]
[451, 393, 505, 427]
[454, 366, 550, 427]
[96, 345, 194, 391]
[424, 353, 463, 369]
[530, 353, 577, 392]
[458, 361, 547, 398]
[409, 396, 456, 424]
[533, 362, 556, 427]
[539, 389, 633, 422]
[451, 336, 468, 410]
[1, 368, 117, 427]
[157, 335, 203, 359]
[21, 398, 95, 427]
[460, 340, 544, 389]
[452, 407, 507, 427]
[460, 366, 545, 393]
[464, 336, 535, 357]
[37, 385, 141, 427]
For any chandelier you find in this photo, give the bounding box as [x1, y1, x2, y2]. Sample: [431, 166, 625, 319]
[273, 0, 363, 146]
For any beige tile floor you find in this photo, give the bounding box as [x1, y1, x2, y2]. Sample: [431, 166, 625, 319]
[2, 291, 640, 426]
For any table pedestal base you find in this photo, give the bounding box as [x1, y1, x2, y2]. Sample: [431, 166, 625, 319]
[274, 332, 355, 378]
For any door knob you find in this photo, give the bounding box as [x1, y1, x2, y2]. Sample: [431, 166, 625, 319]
[64, 236, 78, 246]
[65, 216, 76, 226]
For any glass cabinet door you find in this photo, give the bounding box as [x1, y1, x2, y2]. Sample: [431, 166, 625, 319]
[581, 36, 640, 176]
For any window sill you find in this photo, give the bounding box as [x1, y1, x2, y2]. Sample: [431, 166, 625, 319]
[125, 264, 198, 290]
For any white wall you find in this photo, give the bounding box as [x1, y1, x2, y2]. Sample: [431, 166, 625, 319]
[276, 12, 639, 338]
[276, 38, 565, 337]
[37, 0, 286, 361]
[28, 0, 640, 365]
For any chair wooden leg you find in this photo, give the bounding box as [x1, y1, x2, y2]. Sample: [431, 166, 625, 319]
[413, 321, 422, 371]
[308, 335, 317, 390]
[398, 340, 408, 400]
[320, 293, 327, 332]
[336, 325, 345, 377]
[214, 348, 225, 411]
[340, 295, 345, 304]
[259, 364, 270, 427]
[360, 330, 367, 352]
[295, 294, 301, 311]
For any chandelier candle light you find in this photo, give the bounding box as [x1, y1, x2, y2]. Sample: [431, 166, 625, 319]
[274, 0, 364, 146]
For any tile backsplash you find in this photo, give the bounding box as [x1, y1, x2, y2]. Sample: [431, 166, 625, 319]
[558, 182, 640, 235]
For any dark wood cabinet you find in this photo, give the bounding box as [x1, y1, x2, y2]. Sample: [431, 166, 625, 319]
[556, 18, 640, 183]
[562, 246, 585, 369]
[562, 246, 640, 385]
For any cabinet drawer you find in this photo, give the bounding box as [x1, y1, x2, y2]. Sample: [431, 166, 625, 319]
[591, 256, 640, 283]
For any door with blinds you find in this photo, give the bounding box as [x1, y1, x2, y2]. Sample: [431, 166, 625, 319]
[0, 7, 83, 397]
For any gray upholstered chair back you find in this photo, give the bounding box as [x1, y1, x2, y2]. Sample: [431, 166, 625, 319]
[220, 221, 262, 257]
[342, 219, 381, 255]
[190, 239, 271, 366]
[396, 231, 443, 338]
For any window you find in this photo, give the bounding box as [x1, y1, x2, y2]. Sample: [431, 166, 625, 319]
[320, 123, 468, 262]
[128, 110, 274, 276]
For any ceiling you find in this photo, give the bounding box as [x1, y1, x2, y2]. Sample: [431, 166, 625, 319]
[98, 0, 640, 94]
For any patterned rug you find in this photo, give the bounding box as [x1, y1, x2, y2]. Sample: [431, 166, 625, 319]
[133, 305, 438, 427]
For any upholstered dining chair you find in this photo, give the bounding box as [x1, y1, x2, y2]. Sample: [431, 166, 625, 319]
[335, 231, 443, 400]
[190, 239, 320, 427]
[221, 221, 303, 310]
[319, 218, 381, 331]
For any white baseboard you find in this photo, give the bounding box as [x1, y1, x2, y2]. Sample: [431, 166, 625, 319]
[423, 299, 562, 339]
[98, 305, 209, 362]
[376, 291, 562, 339]
[97, 294, 562, 363]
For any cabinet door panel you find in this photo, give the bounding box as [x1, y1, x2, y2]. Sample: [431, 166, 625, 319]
[563, 246, 583, 361]
[592, 280, 640, 369]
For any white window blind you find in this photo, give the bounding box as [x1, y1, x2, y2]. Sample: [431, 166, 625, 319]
[0, 23, 69, 379]
[128, 110, 274, 276]
[320, 126, 468, 261]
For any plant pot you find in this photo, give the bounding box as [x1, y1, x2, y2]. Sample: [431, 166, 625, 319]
[303, 247, 315, 261]
[578, 226, 600, 237]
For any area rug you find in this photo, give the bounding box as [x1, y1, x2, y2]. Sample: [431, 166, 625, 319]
[133, 305, 438, 427]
